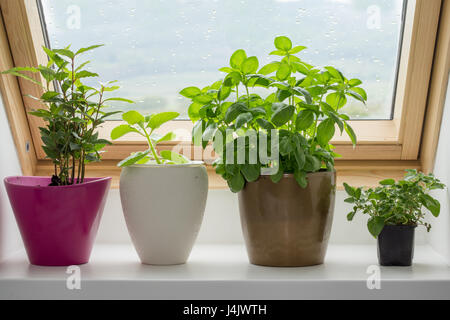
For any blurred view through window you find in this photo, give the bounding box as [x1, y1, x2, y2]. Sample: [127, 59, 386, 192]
[40, 0, 405, 120]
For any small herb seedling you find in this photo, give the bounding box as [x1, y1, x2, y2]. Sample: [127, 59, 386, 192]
[344, 169, 445, 238]
[111, 110, 190, 167]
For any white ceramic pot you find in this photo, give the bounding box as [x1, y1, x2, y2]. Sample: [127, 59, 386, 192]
[119, 162, 208, 265]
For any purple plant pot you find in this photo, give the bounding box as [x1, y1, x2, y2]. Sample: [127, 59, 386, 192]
[4, 176, 111, 266]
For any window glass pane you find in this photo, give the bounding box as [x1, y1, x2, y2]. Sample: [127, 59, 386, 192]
[40, 0, 405, 120]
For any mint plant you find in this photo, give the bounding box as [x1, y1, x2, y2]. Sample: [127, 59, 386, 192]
[1, 45, 132, 186]
[111, 110, 190, 167]
[180, 36, 367, 192]
[344, 170, 445, 238]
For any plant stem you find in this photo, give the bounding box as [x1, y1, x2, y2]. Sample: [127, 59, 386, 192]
[145, 129, 161, 164]
[245, 84, 250, 108]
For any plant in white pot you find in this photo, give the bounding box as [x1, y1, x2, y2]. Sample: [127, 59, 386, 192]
[180, 36, 367, 267]
[111, 110, 208, 265]
[1, 45, 131, 266]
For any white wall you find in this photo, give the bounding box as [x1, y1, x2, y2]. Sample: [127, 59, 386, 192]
[96, 187, 428, 246]
[429, 79, 450, 264]
[0, 93, 22, 262]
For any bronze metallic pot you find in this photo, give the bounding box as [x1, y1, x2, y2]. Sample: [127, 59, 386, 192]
[238, 171, 336, 267]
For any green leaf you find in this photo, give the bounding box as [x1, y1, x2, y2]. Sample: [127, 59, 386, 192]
[351, 87, 368, 101]
[347, 211, 356, 221]
[102, 86, 120, 92]
[104, 97, 135, 104]
[192, 120, 206, 147]
[326, 92, 347, 109]
[69, 142, 81, 151]
[223, 71, 242, 87]
[225, 102, 248, 123]
[291, 61, 310, 75]
[317, 118, 336, 146]
[122, 110, 144, 125]
[180, 86, 201, 98]
[279, 136, 293, 156]
[76, 44, 104, 55]
[160, 150, 190, 164]
[241, 164, 260, 182]
[293, 144, 306, 169]
[421, 194, 441, 217]
[40, 91, 60, 100]
[304, 154, 321, 172]
[110, 124, 139, 140]
[348, 79, 363, 87]
[241, 56, 259, 74]
[296, 110, 315, 131]
[3, 70, 43, 87]
[347, 90, 366, 104]
[258, 62, 280, 75]
[325, 66, 344, 82]
[156, 132, 176, 144]
[37, 66, 57, 83]
[344, 123, 357, 146]
[219, 67, 234, 73]
[367, 216, 385, 238]
[274, 36, 292, 51]
[271, 104, 295, 127]
[256, 118, 275, 130]
[379, 179, 396, 186]
[230, 49, 247, 69]
[276, 89, 291, 102]
[118, 150, 150, 167]
[203, 122, 218, 141]
[276, 63, 291, 81]
[218, 85, 232, 101]
[193, 94, 214, 104]
[52, 48, 75, 59]
[292, 87, 312, 104]
[289, 45, 307, 54]
[294, 170, 308, 188]
[269, 50, 287, 56]
[148, 112, 180, 129]
[188, 102, 202, 122]
[343, 182, 356, 197]
[76, 70, 99, 79]
[235, 112, 253, 129]
[228, 171, 245, 193]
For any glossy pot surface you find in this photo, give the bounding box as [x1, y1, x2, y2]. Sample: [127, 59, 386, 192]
[238, 171, 336, 267]
[4, 176, 111, 266]
[120, 162, 208, 265]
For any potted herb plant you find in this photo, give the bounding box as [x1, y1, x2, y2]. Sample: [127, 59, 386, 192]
[1, 45, 130, 266]
[344, 170, 445, 266]
[111, 110, 208, 265]
[180, 36, 366, 267]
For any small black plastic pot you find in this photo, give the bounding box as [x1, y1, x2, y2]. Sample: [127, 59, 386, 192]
[377, 225, 417, 266]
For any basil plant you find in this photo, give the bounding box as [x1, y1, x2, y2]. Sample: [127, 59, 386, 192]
[344, 170, 446, 238]
[180, 36, 367, 192]
[111, 110, 190, 167]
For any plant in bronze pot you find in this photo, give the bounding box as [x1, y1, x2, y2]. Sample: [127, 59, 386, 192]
[344, 170, 445, 266]
[180, 36, 367, 267]
[1, 44, 131, 266]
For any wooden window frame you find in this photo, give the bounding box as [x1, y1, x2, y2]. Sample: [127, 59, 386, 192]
[0, 0, 449, 189]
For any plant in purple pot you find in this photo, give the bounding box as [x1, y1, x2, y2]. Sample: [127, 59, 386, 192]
[1, 45, 132, 266]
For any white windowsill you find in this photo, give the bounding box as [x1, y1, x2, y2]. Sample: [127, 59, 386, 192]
[0, 244, 449, 300]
